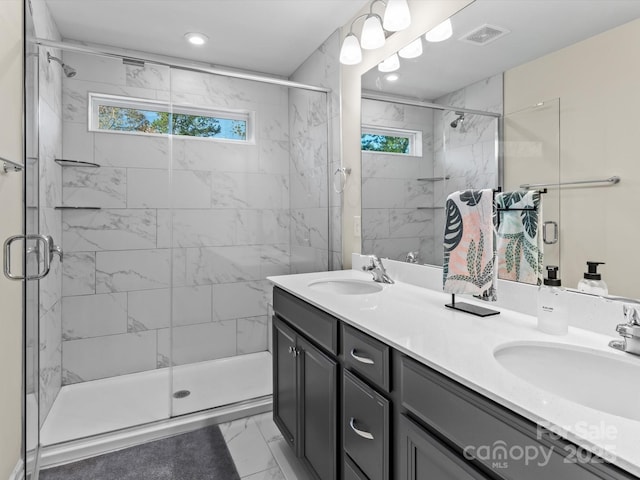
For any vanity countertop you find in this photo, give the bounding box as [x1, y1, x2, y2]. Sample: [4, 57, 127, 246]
[268, 269, 640, 477]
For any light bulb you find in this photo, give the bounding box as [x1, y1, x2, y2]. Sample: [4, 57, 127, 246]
[339, 33, 362, 65]
[378, 53, 400, 73]
[425, 18, 453, 43]
[383, 0, 411, 32]
[184, 32, 208, 46]
[398, 37, 423, 59]
[361, 14, 385, 50]
[385, 73, 399, 82]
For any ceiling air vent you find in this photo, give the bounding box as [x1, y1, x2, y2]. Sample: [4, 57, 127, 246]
[459, 24, 510, 46]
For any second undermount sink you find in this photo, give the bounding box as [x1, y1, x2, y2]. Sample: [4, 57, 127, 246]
[494, 342, 640, 421]
[308, 279, 384, 295]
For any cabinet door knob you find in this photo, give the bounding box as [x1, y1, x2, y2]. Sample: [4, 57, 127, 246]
[350, 348, 375, 365]
[349, 417, 374, 440]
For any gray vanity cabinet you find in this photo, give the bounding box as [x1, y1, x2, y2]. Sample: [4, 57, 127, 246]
[273, 288, 338, 480]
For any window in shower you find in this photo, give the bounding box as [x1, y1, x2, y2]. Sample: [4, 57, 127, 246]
[361, 125, 422, 156]
[89, 93, 252, 141]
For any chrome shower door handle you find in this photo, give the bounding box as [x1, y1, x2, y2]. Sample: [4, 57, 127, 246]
[3, 234, 60, 280]
[543, 221, 558, 245]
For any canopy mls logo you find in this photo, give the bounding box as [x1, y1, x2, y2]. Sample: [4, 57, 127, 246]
[463, 421, 619, 470]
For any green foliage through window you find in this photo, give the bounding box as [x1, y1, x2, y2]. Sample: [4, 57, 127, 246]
[97, 105, 247, 140]
[361, 133, 410, 154]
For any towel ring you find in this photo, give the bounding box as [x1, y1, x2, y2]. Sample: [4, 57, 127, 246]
[333, 167, 351, 194]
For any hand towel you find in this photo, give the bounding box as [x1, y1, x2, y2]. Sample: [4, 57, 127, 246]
[443, 189, 497, 301]
[496, 190, 543, 285]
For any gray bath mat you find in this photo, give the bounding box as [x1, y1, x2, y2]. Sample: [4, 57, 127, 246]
[39, 425, 240, 480]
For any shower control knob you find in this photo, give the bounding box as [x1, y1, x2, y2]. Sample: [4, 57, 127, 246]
[288, 346, 294, 354]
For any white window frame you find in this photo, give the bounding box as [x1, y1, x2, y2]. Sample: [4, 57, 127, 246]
[88, 93, 255, 144]
[361, 125, 422, 157]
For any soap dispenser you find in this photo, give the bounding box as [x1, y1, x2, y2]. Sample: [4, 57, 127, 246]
[537, 266, 568, 335]
[577, 261, 608, 295]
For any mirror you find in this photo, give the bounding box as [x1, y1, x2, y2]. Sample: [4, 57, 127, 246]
[361, 0, 640, 298]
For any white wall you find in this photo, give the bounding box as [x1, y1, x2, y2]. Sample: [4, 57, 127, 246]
[0, 1, 24, 477]
[504, 17, 640, 297]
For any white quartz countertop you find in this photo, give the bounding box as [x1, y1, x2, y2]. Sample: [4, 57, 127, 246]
[268, 269, 640, 477]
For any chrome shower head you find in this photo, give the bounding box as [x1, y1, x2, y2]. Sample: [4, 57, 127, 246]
[47, 52, 77, 78]
[450, 112, 465, 128]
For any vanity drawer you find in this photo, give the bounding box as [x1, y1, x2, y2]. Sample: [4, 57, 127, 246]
[343, 370, 390, 480]
[343, 324, 390, 391]
[273, 287, 338, 355]
[400, 356, 622, 480]
[344, 456, 368, 480]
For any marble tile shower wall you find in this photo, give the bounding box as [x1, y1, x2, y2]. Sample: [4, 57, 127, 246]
[361, 99, 435, 262]
[290, 30, 341, 270]
[60, 52, 292, 384]
[32, 0, 63, 424]
[430, 74, 502, 265]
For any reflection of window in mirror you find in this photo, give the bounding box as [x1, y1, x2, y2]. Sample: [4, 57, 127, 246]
[361, 125, 422, 156]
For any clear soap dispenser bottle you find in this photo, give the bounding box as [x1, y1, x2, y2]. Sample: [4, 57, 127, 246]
[577, 261, 608, 295]
[537, 266, 568, 335]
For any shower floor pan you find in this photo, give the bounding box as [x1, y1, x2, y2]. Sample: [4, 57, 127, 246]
[40, 351, 272, 446]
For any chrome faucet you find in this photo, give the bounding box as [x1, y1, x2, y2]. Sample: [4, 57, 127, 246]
[405, 251, 418, 264]
[609, 303, 640, 356]
[362, 255, 394, 284]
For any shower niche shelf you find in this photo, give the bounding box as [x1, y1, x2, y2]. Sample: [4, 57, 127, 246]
[417, 206, 444, 210]
[55, 158, 101, 168]
[417, 176, 450, 181]
[55, 206, 102, 211]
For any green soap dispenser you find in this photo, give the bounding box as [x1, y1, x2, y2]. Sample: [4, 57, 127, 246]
[577, 261, 608, 295]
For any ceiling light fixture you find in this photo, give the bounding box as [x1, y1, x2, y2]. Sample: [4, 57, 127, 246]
[339, 0, 412, 65]
[385, 73, 399, 82]
[425, 18, 453, 43]
[398, 37, 423, 59]
[184, 32, 208, 46]
[378, 53, 400, 73]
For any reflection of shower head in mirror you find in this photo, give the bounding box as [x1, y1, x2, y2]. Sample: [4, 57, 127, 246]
[47, 52, 77, 78]
[450, 112, 465, 128]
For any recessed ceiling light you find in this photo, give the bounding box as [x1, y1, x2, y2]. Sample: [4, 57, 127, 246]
[184, 32, 208, 46]
[385, 73, 399, 82]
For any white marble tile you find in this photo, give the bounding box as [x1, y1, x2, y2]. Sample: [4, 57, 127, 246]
[289, 164, 327, 209]
[39, 46, 62, 117]
[172, 170, 213, 208]
[62, 122, 94, 163]
[260, 245, 291, 278]
[361, 153, 421, 179]
[220, 417, 279, 478]
[173, 285, 213, 326]
[172, 137, 260, 172]
[237, 210, 289, 246]
[389, 208, 434, 238]
[94, 132, 170, 169]
[362, 177, 431, 209]
[211, 172, 289, 210]
[96, 249, 171, 293]
[290, 246, 328, 274]
[361, 237, 421, 262]
[168, 209, 237, 247]
[253, 412, 284, 444]
[39, 299, 62, 422]
[39, 101, 62, 208]
[259, 139, 290, 175]
[237, 316, 268, 354]
[62, 293, 127, 340]
[291, 208, 328, 249]
[127, 168, 170, 208]
[361, 208, 390, 240]
[127, 289, 170, 332]
[212, 280, 270, 321]
[186, 246, 262, 285]
[157, 320, 236, 365]
[62, 51, 125, 85]
[267, 438, 315, 480]
[62, 209, 156, 252]
[62, 330, 157, 383]
[242, 467, 286, 480]
[62, 166, 127, 208]
[125, 63, 170, 91]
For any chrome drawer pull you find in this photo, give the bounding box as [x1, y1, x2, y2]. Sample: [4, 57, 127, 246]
[350, 348, 375, 365]
[349, 417, 374, 440]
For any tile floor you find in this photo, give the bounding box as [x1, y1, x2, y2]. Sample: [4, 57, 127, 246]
[219, 412, 313, 480]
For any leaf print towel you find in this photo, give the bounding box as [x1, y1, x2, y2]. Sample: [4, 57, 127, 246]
[495, 190, 543, 285]
[443, 189, 497, 301]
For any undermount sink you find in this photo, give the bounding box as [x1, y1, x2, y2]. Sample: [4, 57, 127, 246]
[308, 279, 384, 295]
[494, 342, 640, 421]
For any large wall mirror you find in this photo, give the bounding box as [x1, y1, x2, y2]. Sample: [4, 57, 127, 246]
[360, 0, 640, 299]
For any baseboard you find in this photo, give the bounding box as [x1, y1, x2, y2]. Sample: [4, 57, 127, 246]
[9, 459, 24, 480]
[39, 395, 272, 470]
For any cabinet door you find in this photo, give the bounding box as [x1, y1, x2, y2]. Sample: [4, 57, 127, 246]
[299, 336, 338, 480]
[273, 316, 299, 450]
[399, 415, 490, 480]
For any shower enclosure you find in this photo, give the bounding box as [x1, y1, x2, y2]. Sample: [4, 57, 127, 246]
[23, 33, 332, 475]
